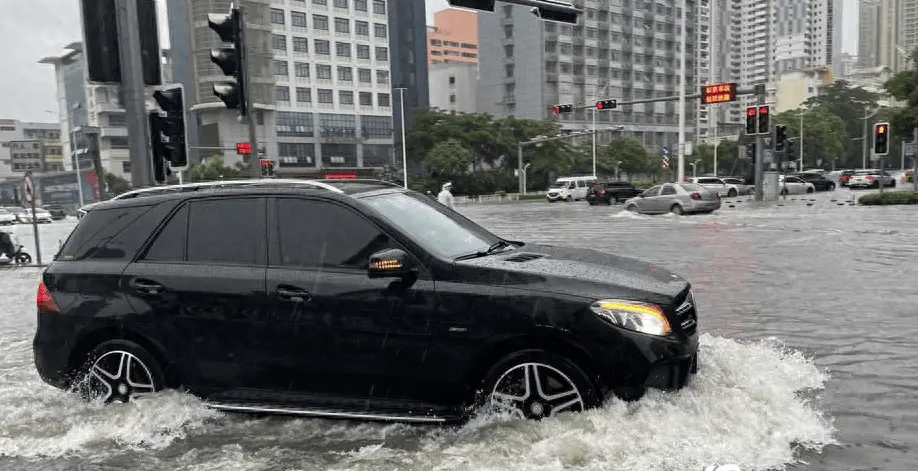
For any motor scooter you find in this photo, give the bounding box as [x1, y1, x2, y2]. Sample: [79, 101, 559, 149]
[0, 231, 32, 266]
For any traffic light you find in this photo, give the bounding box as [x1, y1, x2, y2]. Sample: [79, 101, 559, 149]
[786, 139, 795, 157]
[151, 85, 189, 169]
[552, 104, 574, 115]
[595, 99, 618, 110]
[148, 112, 169, 184]
[874, 122, 890, 155]
[209, 7, 247, 118]
[775, 125, 787, 151]
[79, 0, 162, 85]
[745, 107, 757, 135]
[448, 0, 581, 24]
[757, 106, 770, 134]
[260, 159, 275, 178]
[446, 0, 496, 10]
[746, 142, 756, 160]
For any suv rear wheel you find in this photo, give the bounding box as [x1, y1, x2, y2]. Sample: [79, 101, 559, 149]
[74, 340, 164, 403]
[476, 350, 599, 420]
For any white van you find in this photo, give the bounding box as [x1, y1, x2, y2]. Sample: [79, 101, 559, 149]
[546, 176, 598, 202]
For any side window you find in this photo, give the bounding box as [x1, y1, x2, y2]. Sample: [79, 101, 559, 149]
[661, 185, 677, 195]
[577, 180, 586, 188]
[57, 205, 151, 261]
[644, 185, 661, 197]
[142, 204, 188, 262]
[186, 198, 260, 265]
[276, 198, 393, 269]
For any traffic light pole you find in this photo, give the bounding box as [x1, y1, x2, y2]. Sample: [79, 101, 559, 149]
[754, 93, 765, 202]
[116, 0, 153, 188]
[239, 6, 261, 179]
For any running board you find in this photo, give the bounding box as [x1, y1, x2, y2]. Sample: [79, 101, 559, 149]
[205, 402, 448, 424]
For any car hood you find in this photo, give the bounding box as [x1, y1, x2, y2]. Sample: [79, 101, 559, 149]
[452, 243, 689, 305]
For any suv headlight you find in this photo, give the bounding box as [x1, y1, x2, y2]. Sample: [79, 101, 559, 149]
[589, 299, 671, 336]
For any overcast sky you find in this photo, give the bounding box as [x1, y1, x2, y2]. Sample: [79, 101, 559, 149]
[0, 0, 856, 123]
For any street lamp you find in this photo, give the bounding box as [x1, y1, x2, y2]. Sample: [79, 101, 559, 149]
[690, 159, 701, 178]
[393, 87, 408, 189]
[522, 162, 532, 193]
[68, 103, 85, 207]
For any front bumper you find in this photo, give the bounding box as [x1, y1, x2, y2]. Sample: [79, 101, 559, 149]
[546, 193, 568, 202]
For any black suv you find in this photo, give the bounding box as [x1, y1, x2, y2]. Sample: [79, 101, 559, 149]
[34, 179, 699, 423]
[793, 172, 836, 191]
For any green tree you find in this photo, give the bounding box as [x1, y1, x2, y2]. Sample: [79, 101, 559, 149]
[185, 155, 247, 182]
[601, 137, 650, 176]
[804, 80, 881, 167]
[103, 171, 132, 197]
[424, 138, 474, 177]
[691, 140, 743, 176]
[774, 107, 846, 168]
[884, 49, 918, 148]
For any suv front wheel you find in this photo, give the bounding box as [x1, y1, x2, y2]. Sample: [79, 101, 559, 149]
[475, 350, 600, 420]
[74, 340, 164, 404]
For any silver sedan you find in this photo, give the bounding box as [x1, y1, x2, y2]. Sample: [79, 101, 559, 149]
[623, 182, 722, 215]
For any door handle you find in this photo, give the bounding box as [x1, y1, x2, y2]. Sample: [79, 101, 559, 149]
[276, 286, 311, 302]
[131, 278, 164, 295]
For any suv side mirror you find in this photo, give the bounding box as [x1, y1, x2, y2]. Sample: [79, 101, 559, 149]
[368, 248, 416, 279]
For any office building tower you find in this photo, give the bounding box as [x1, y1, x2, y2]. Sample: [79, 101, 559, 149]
[477, 2, 697, 155]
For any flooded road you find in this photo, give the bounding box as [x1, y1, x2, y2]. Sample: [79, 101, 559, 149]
[0, 189, 914, 470]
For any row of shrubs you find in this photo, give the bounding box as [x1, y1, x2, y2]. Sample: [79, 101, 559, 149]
[858, 190, 918, 205]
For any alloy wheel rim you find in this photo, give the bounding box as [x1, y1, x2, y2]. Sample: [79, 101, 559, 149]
[489, 362, 584, 420]
[85, 350, 156, 403]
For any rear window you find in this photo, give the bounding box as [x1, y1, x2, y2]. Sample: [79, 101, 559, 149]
[680, 183, 704, 192]
[56, 205, 152, 261]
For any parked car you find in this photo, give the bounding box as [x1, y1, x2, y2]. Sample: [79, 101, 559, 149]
[793, 172, 836, 191]
[838, 170, 857, 187]
[0, 208, 16, 226]
[720, 177, 753, 196]
[585, 181, 644, 205]
[3, 206, 26, 223]
[848, 170, 896, 189]
[35, 180, 700, 423]
[778, 176, 816, 195]
[42, 205, 68, 220]
[545, 176, 598, 202]
[687, 177, 745, 197]
[17, 208, 53, 224]
[623, 182, 721, 215]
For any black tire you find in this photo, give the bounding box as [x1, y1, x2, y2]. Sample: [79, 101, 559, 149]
[828, 183, 835, 191]
[73, 339, 165, 404]
[15, 252, 31, 265]
[565, 195, 573, 202]
[889, 180, 896, 188]
[626, 204, 638, 212]
[727, 189, 737, 197]
[475, 349, 601, 420]
[806, 187, 815, 194]
[670, 204, 683, 215]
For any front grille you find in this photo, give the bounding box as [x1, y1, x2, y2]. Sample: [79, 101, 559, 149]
[674, 291, 698, 335]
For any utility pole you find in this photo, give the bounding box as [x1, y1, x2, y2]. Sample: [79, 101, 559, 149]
[676, 0, 688, 182]
[116, 0, 153, 188]
[914, 128, 918, 191]
[239, 6, 260, 179]
[754, 92, 766, 202]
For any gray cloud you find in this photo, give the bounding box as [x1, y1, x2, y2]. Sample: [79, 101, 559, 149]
[0, 0, 858, 123]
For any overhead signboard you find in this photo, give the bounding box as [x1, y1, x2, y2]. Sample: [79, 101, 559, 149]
[9, 140, 44, 173]
[700, 83, 738, 105]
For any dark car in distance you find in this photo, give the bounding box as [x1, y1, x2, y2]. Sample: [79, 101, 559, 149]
[34, 179, 699, 423]
[42, 205, 68, 220]
[792, 172, 836, 192]
[586, 181, 645, 205]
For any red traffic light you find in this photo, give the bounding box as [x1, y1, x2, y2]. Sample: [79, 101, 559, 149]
[552, 105, 560, 115]
[757, 105, 769, 115]
[236, 142, 252, 155]
[876, 124, 887, 134]
[746, 107, 757, 116]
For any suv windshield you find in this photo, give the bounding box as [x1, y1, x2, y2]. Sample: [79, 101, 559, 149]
[360, 192, 499, 259]
[549, 181, 569, 189]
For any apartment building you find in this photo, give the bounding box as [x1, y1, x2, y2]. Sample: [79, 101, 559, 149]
[429, 62, 478, 113]
[477, 1, 697, 156]
[427, 9, 479, 65]
[859, 0, 918, 72]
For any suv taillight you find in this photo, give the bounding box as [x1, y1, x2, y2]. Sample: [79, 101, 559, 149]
[866, 175, 874, 180]
[690, 192, 702, 200]
[37, 281, 60, 313]
[599, 190, 606, 195]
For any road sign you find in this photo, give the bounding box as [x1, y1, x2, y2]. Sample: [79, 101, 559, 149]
[700, 83, 738, 105]
[21, 172, 34, 206]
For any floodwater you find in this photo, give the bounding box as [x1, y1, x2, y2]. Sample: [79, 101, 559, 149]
[0, 188, 913, 471]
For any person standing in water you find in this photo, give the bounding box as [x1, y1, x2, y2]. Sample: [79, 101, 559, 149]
[437, 182, 455, 208]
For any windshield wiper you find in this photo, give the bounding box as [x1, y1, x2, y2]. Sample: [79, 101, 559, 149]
[454, 240, 515, 261]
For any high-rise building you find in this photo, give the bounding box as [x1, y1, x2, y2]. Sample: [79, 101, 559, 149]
[0, 120, 62, 180]
[429, 62, 478, 113]
[168, 0, 408, 175]
[427, 9, 479, 65]
[477, 2, 696, 155]
[859, 0, 918, 72]
[859, 0, 881, 68]
[388, 0, 429, 136]
[39, 43, 131, 179]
